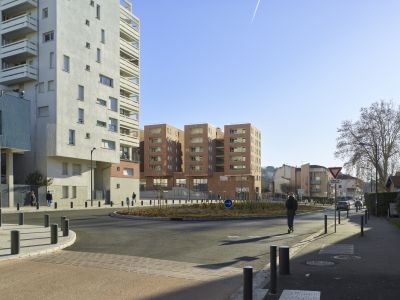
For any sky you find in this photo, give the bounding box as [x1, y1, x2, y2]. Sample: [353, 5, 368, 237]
[133, 0, 400, 168]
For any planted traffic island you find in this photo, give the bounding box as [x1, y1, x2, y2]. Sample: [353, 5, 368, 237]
[115, 202, 323, 220]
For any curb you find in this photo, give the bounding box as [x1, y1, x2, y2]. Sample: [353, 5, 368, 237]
[0, 230, 77, 262]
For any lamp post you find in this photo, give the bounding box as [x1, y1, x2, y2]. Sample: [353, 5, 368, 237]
[90, 147, 96, 207]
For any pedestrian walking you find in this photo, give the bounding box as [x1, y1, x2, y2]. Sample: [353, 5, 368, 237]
[285, 193, 298, 233]
[132, 192, 136, 206]
[30, 191, 37, 207]
[46, 191, 53, 207]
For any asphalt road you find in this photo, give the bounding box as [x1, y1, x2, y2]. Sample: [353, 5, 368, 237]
[1, 207, 333, 270]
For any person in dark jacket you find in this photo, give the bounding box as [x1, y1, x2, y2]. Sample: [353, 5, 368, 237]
[285, 193, 298, 233]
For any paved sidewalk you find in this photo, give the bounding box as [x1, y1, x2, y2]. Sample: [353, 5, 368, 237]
[0, 223, 76, 261]
[265, 211, 400, 300]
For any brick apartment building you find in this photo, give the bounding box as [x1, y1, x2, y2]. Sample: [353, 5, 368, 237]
[140, 123, 262, 200]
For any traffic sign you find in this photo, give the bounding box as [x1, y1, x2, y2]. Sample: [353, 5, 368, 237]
[328, 167, 342, 179]
[330, 179, 341, 184]
[224, 199, 233, 209]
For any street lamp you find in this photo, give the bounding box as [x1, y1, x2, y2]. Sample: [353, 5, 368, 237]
[90, 147, 96, 207]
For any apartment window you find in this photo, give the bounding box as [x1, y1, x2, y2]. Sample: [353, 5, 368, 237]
[191, 147, 203, 153]
[48, 80, 55, 91]
[191, 128, 203, 134]
[120, 127, 130, 136]
[97, 120, 106, 127]
[231, 156, 246, 162]
[230, 147, 246, 153]
[229, 128, 246, 134]
[230, 165, 246, 170]
[191, 156, 203, 162]
[43, 31, 54, 43]
[42, 7, 48, 19]
[150, 147, 161, 153]
[230, 137, 246, 143]
[149, 165, 161, 171]
[95, 48, 101, 63]
[190, 137, 203, 143]
[85, 19, 90, 26]
[38, 82, 45, 93]
[190, 165, 203, 171]
[85, 42, 91, 49]
[108, 118, 118, 132]
[78, 108, 84, 124]
[72, 186, 77, 198]
[149, 138, 161, 143]
[62, 162, 68, 175]
[96, 98, 106, 106]
[49, 52, 54, 68]
[109, 97, 117, 111]
[38, 106, 49, 117]
[149, 128, 161, 134]
[96, 4, 101, 19]
[150, 156, 161, 162]
[72, 164, 82, 176]
[78, 85, 84, 100]
[62, 186, 69, 199]
[85, 65, 91, 71]
[101, 29, 105, 43]
[102, 139, 116, 150]
[68, 129, 75, 145]
[123, 168, 134, 176]
[63, 55, 70, 72]
[90, 0, 94, 6]
[120, 146, 130, 160]
[100, 74, 113, 87]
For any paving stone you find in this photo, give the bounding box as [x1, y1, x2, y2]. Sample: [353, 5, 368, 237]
[319, 244, 354, 255]
[279, 290, 321, 300]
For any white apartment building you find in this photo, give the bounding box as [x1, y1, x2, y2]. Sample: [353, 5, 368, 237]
[0, 0, 140, 206]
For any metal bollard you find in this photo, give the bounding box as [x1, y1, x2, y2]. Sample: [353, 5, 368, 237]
[243, 266, 253, 300]
[85, 202, 88, 208]
[18, 212, 24, 225]
[17, 203, 20, 210]
[270, 245, 277, 295]
[70, 201, 73, 209]
[279, 246, 290, 275]
[51, 224, 58, 244]
[11, 230, 20, 255]
[365, 210, 368, 225]
[356, 205, 358, 212]
[338, 210, 341, 224]
[98, 201, 101, 207]
[61, 216, 66, 230]
[324, 215, 327, 234]
[44, 214, 50, 228]
[54, 202, 57, 209]
[131, 201, 134, 206]
[63, 219, 69, 237]
[121, 201, 124, 207]
[150, 200, 152, 205]
[361, 216, 364, 236]
[347, 209, 349, 218]
[141, 201, 143, 206]
[172, 200, 175, 204]
[0, 208, 2, 227]
[36, 202, 39, 210]
[110, 201, 113, 207]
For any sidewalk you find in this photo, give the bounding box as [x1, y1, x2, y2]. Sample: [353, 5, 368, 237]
[0, 223, 76, 261]
[266, 211, 400, 300]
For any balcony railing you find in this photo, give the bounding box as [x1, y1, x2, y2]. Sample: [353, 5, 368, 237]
[0, 0, 37, 12]
[0, 64, 37, 84]
[0, 14, 37, 35]
[0, 39, 37, 59]
[120, 57, 139, 77]
[120, 77, 139, 93]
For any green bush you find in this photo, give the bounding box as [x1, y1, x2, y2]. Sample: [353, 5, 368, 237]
[365, 192, 399, 216]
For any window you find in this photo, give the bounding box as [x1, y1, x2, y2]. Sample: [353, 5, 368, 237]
[101, 29, 105, 43]
[191, 147, 203, 153]
[72, 186, 77, 198]
[85, 19, 90, 26]
[42, 7, 48, 19]
[190, 165, 203, 171]
[108, 118, 118, 132]
[150, 147, 161, 153]
[149, 138, 161, 143]
[176, 179, 186, 187]
[231, 156, 246, 162]
[48, 80, 55, 91]
[230, 147, 246, 153]
[102, 139, 116, 150]
[149, 165, 161, 171]
[38, 82, 45, 93]
[62, 186, 69, 199]
[100, 74, 113, 87]
[43, 31, 54, 43]
[149, 128, 161, 134]
[38, 106, 49, 117]
[150, 156, 161, 162]
[230, 137, 246, 143]
[86, 42, 91, 49]
[123, 168, 134, 176]
[78, 85, 84, 100]
[49, 52, 54, 68]
[90, 0, 94, 7]
[97, 120, 106, 127]
[229, 128, 246, 134]
[96, 48, 101, 62]
[68, 129, 75, 145]
[96, 4, 101, 19]
[72, 164, 82, 175]
[230, 165, 246, 170]
[85, 65, 90, 71]
[120, 127, 130, 135]
[190, 137, 203, 143]
[96, 98, 106, 106]
[120, 146, 130, 160]
[109, 97, 117, 111]
[78, 108, 84, 124]
[62, 162, 68, 175]
[63, 55, 70, 72]
[191, 128, 203, 134]
[191, 156, 203, 162]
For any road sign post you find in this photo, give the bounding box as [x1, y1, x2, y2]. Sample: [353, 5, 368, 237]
[328, 167, 342, 234]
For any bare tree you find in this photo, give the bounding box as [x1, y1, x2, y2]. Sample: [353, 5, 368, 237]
[335, 100, 400, 190]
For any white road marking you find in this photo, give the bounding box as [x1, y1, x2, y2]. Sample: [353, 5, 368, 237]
[248, 236, 262, 238]
[227, 235, 240, 239]
[279, 290, 320, 300]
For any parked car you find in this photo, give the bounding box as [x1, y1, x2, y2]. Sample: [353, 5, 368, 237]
[337, 200, 350, 210]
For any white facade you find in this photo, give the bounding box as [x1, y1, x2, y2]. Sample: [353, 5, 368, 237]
[0, 0, 141, 206]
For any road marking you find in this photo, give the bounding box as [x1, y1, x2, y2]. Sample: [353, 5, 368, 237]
[248, 236, 262, 238]
[227, 235, 240, 239]
[279, 290, 320, 300]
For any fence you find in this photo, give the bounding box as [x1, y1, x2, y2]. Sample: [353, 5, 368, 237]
[365, 192, 399, 216]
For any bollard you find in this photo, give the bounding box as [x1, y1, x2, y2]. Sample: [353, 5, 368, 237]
[179, 200, 181, 204]
[243, 266, 253, 300]
[347, 209, 349, 218]
[356, 205, 358, 212]
[279, 246, 290, 275]
[361, 216, 364, 237]
[36, 202, 39, 210]
[61, 216, 66, 230]
[338, 210, 341, 224]
[18, 212, 24, 225]
[324, 215, 327, 234]
[70, 201, 73, 209]
[63, 219, 69, 237]
[270, 245, 277, 295]
[44, 214, 50, 228]
[141, 200, 143, 206]
[365, 210, 368, 225]
[0, 208, 2, 227]
[98, 201, 101, 207]
[54, 202, 57, 209]
[172, 200, 175, 204]
[17, 203, 20, 211]
[11, 230, 20, 255]
[51, 224, 58, 244]
[131, 201, 134, 206]
[121, 201, 124, 207]
[85, 202, 88, 208]
[150, 200, 152, 205]
[111, 201, 113, 207]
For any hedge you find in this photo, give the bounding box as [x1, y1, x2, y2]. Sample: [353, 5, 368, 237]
[365, 192, 399, 216]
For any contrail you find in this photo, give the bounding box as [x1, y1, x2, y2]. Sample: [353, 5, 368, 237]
[251, 0, 262, 23]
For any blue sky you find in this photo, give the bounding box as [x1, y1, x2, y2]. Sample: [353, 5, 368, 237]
[133, 0, 400, 168]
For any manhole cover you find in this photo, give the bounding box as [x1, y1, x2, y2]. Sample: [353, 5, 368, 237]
[333, 255, 362, 260]
[306, 260, 335, 266]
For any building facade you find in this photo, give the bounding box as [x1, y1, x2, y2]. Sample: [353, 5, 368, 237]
[0, 0, 140, 207]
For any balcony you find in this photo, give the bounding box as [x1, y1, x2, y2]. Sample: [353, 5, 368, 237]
[0, 0, 37, 14]
[120, 115, 139, 129]
[120, 17, 139, 41]
[0, 39, 37, 59]
[0, 14, 37, 37]
[120, 94, 139, 110]
[120, 76, 139, 94]
[120, 57, 139, 77]
[120, 38, 139, 58]
[0, 64, 37, 84]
